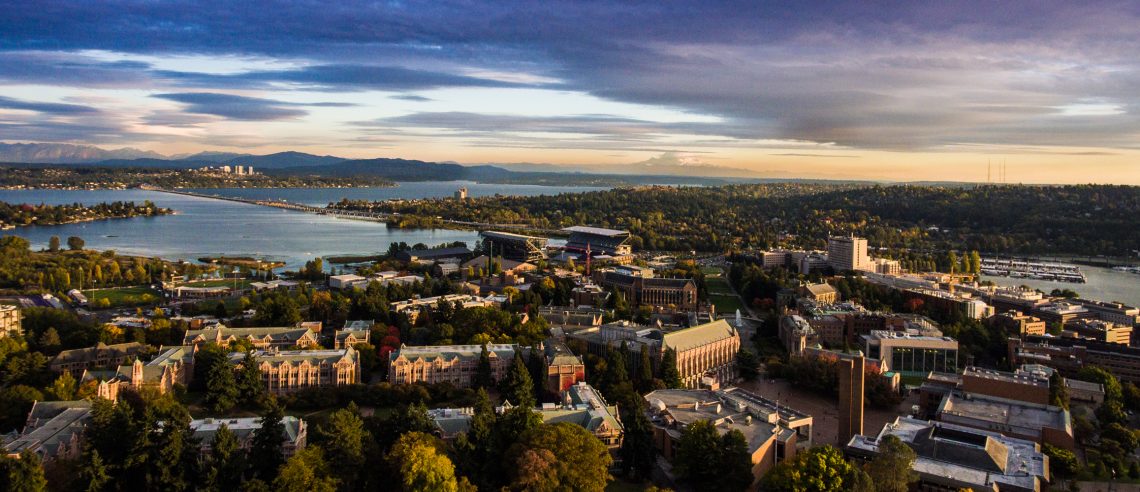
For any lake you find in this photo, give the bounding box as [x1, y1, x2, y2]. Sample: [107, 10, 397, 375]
[0, 182, 604, 270]
[981, 265, 1140, 307]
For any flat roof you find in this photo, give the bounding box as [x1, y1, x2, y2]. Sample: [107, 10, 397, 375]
[562, 226, 629, 237]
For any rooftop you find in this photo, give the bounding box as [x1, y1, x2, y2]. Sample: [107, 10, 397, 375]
[847, 417, 1047, 492]
[937, 393, 1070, 435]
[662, 319, 739, 353]
[562, 226, 629, 237]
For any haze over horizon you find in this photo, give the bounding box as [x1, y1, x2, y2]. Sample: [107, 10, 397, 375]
[2, 1, 1139, 183]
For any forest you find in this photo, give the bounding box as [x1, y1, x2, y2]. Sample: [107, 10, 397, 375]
[331, 183, 1140, 257]
[0, 200, 170, 227]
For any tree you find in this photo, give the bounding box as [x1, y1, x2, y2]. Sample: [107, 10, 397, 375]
[0, 450, 49, 492]
[1043, 444, 1081, 479]
[866, 435, 917, 492]
[718, 430, 756, 492]
[316, 404, 369, 489]
[673, 419, 724, 485]
[204, 424, 245, 492]
[204, 360, 238, 413]
[760, 445, 864, 492]
[1077, 366, 1122, 402]
[273, 447, 338, 492]
[474, 345, 493, 389]
[736, 348, 760, 381]
[67, 236, 85, 251]
[1101, 422, 1139, 451]
[235, 352, 266, 408]
[47, 371, 77, 401]
[502, 349, 535, 408]
[507, 423, 613, 492]
[388, 432, 459, 492]
[617, 395, 656, 480]
[637, 344, 654, 391]
[248, 400, 286, 481]
[659, 348, 681, 389]
[48, 236, 60, 252]
[77, 449, 110, 492]
[1049, 371, 1069, 409]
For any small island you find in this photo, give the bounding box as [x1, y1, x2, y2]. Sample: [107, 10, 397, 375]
[0, 200, 172, 228]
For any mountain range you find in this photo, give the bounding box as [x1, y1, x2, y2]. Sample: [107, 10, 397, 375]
[0, 142, 772, 185]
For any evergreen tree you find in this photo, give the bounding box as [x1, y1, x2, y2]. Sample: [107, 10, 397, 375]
[0, 450, 49, 492]
[659, 348, 682, 389]
[48, 236, 60, 252]
[718, 430, 755, 491]
[474, 345, 493, 390]
[637, 344, 654, 391]
[501, 349, 535, 408]
[77, 449, 110, 492]
[248, 400, 286, 481]
[205, 360, 238, 413]
[146, 408, 195, 491]
[204, 424, 245, 492]
[617, 394, 657, 480]
[527, 344, 547, 402]
[235, 351, 266, 408]
[1049, 371, 1070, 409]
[316, 403, 369, 489]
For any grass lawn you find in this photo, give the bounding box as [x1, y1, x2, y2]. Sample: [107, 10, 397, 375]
[705, 276, 745, 312]
[705, 276, 736, 295]
[84, 285, 163, 308]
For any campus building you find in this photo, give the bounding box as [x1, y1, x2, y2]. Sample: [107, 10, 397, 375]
[863, 330, 959, 376]
[562, 226, 633, 258]
[1063, 318, 1133, 345]
[236, 347, 360, 394]
[1008, 335, 1140, 384]
[846, 417, 1050, 492]
[335, 320, 373, 349]
[1071, 298, 1140, 327]
[935, 392, 1074, 450]
[989, 311, 1047, 337]
[387, 343, 520, 388]
[544, 339, 586, 393]
[182, 325, 320, 350]
[572, 319, 741, 389]
[1, 401, 92, 462]
[827, 236, 870, 272]
[85, 345, 195, 400]
[0, 304, 21, 337]
[644, 388, 814, 487]
[595, 267, 698, 310]
[190, 416, 307, 458]
[50, 342, 150, 376]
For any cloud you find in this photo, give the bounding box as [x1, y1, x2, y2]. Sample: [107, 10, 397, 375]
[150, 92, 352, 120]
[390, 94, 432, 102]
[0, 95, 98, 115]
[1, 1, 1139, 153]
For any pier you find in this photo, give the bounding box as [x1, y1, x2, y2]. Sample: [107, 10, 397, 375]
[980, 257, 1087, 283]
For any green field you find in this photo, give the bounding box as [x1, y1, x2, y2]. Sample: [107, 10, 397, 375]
[705, 276, 745, 313]
[84, 286, 163, 308]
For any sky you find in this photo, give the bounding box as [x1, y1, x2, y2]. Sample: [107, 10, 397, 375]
[1, 1, 1139, 183]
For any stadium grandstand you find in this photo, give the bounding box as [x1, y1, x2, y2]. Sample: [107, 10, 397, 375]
[562, 226, 633, 258]
[479, 231, 549, 263]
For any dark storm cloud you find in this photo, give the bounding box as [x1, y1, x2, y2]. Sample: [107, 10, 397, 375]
[2, 1, 1139, 150]
[0, 95, 98, 114]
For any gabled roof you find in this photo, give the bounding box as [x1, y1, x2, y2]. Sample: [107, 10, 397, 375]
[662, 319, 738, 352]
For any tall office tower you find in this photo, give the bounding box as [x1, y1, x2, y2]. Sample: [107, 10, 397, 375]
[828, 236, 870, 272]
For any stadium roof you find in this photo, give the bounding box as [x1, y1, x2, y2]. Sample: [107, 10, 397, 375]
[562, 226, 629, 237]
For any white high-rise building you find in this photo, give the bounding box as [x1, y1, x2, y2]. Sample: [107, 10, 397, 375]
[827, 236, 870, 272]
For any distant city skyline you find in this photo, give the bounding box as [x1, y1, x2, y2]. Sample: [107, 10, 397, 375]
[1, 1, 1139, 183]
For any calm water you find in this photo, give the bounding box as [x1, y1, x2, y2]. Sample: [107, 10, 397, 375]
[981, 266, 1140, 307]
[0, 182, 602, 270]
